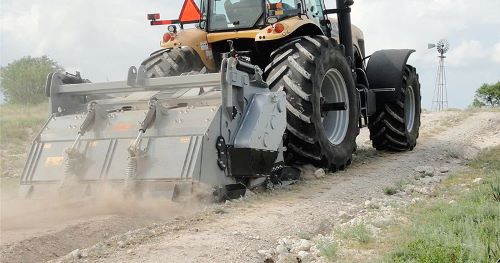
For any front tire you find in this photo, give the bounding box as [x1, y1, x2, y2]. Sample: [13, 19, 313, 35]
[265, 36, 360, 171]
[369, 65, 421, 151]
[141, 47, 204, 78]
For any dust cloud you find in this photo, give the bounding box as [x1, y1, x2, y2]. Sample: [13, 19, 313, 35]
[0, 182, 204, 245]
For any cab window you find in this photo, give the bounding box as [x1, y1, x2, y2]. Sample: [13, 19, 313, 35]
[208, 0, 265, 31]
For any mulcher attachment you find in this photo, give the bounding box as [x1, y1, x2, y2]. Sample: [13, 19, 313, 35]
[20, 57, 288, 201]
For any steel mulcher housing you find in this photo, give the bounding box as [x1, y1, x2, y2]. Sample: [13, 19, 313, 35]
[20, 58, 288, 199]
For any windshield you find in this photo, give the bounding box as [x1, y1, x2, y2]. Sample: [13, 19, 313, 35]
[208, 0, 265, 31]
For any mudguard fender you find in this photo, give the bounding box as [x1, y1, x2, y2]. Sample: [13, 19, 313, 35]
[366, 49, 415, 104]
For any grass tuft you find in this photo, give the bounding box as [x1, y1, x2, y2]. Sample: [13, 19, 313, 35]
[337, 223, 373, 244]
[490, 180, 500, 202]
[0, 103, 48, 147]
[383, 187, 399, 196]
[297, 230, 312, 240]
[383, 180, 406, 196]
[317, 240, 338, 261]
[0, 103, 48, 178]
[386, 147, 500, 263]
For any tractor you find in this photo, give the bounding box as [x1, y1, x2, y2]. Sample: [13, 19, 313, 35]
[142, 0, 421, 170]
[20, 0, 421, 200]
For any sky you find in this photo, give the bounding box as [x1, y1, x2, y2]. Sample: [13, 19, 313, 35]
[1, 0, 500, 109]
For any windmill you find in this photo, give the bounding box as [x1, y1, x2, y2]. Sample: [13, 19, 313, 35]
[428, 39, 450, 111]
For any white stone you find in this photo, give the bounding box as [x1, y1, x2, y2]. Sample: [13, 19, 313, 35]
[449, 200, 456, 204]
[71, 249, 82, 259]
[473, 178, 483, 184]
[298, 239, 313, 251]
[314, 168, 326, 178]
[257, 249, 272, 259]
[298, 251, 311, 261]
[291, 239, 313, 253]
[276, 244, 289, 254]
[277, 253, 294, 263]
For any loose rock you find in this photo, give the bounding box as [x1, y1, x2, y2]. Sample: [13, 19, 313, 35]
[298, 251, 311, 261]
[314, 168, 326, 179]
[414, 166, 435, 177]
[258, 249, 273, 259]
[276, 244, 289, 254]
[473, 178, 483, 184]
[71, 249, 82, 259]
[439, 167, 450, 173]
[291, 239, 312, 253]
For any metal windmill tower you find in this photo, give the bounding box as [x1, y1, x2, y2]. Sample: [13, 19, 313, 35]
[428, 39, 450, 111]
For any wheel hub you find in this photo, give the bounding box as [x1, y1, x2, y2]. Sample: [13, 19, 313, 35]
[405, 85, 416, 132]
[321, 69, 349, 145]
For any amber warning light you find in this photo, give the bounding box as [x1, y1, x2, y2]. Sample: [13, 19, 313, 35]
[147, 13, 161, 21]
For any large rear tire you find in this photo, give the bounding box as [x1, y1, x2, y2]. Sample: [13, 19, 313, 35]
[141, 47, 204, 78]
[265, 36, 360, 171]
[368, 65, 421, 151]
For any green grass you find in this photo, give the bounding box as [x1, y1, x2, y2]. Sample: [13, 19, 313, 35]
[383, 180, 406, 196]
[383, 186, 399, 196]
[337, 223, 373, 244]
[297, 230, 312, 240]
[0, 103, 48, 147]
[386, 147, 500, 263]
[317, 240, 338, 261]
[0, 103, 48, 178]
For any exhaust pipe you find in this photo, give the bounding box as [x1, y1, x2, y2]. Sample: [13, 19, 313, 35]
[335, 0, 355, 66]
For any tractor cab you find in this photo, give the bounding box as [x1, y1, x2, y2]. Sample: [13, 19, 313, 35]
[145, 0, 365, 72]
[148, 0, 330, 34]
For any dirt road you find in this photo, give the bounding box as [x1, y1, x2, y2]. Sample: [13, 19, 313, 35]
[1, 110, 499, 263]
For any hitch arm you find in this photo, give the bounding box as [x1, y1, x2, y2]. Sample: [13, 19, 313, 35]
[125, 98, 158, 193]
[70, 102, 97, 150]
[60, 102, 97, 189]
[129, 98, 158, 156]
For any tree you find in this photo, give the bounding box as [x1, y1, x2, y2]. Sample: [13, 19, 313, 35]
[0, 56, 63, 104]
[474, 82, 500, 107]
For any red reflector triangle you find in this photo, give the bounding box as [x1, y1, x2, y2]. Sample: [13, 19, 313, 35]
[179, 0, 201, 22]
